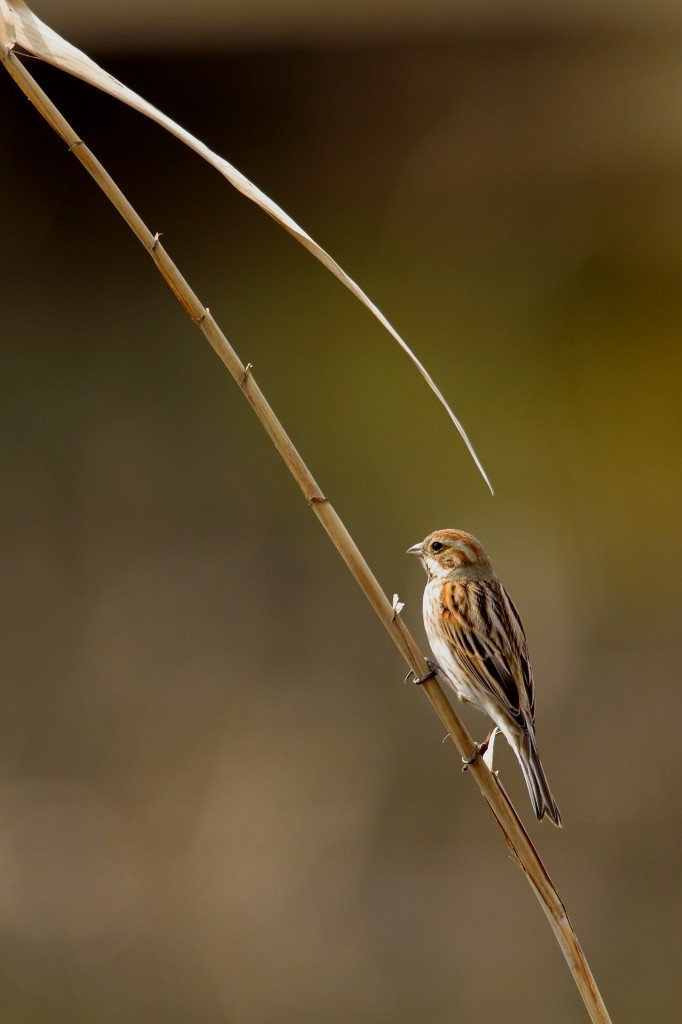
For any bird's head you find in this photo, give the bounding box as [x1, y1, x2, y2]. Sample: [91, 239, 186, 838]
[406, 528, 495, 581]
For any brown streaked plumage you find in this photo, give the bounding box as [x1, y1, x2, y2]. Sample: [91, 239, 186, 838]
[407, 528, 562, 827]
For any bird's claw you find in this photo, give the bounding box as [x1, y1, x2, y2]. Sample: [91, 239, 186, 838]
[404, 659, 438, 685]
[413, 659, 438, 685]
[461, 739, 489, 772]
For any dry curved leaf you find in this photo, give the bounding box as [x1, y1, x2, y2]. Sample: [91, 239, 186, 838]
[0, 0, 492, 493]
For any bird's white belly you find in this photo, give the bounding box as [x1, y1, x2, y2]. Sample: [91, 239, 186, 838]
[424, 618, 485, 714]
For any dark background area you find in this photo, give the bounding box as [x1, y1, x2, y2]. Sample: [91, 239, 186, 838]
[1, 6, 681, 1022]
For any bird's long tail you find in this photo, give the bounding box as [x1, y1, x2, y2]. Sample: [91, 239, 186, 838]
[517, 731, 562, 827]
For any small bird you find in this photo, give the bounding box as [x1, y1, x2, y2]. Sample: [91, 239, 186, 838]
[407, 528, 562, 826]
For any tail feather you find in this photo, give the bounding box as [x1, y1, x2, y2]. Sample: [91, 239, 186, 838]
[517, 732, 562, 828]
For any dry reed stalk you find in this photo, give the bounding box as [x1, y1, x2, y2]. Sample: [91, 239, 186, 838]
[1, 42, 613, 1024]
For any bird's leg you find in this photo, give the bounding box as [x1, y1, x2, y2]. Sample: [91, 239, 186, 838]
[461, 727, 495, 772]
[405, 659, 439, 685]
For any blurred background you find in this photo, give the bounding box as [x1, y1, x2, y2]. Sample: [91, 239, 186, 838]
[1, 2, 681, 1021]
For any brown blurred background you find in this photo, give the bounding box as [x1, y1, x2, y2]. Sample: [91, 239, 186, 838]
[1, 3, 681, 1022]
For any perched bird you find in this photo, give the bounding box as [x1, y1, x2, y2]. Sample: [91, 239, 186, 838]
[407, 528, 562, 827]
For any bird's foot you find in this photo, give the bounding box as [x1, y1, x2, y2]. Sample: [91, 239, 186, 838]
[461, 730, 494, 772]
[461, 742, 487, 772]
[405, 659, 438, 685]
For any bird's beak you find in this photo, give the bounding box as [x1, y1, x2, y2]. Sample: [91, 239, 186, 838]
[406, 542, 423, 557]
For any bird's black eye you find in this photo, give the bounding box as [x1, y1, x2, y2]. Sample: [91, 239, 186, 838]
[431, 541, 443, 552]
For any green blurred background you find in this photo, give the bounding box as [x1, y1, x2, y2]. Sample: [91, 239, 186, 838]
[1, 3, 681, 1022]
